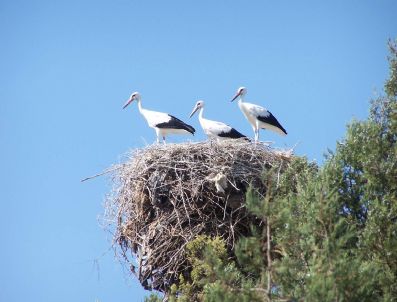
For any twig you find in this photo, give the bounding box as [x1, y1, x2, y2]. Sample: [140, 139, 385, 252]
[81, 165, 123, 182]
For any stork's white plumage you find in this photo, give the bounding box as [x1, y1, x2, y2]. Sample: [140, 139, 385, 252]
[231, 87, 287, 142]
[123, 92, 195, 143]
[190, 100, 248, 140]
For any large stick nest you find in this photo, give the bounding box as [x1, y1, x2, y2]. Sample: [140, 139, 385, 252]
[104, 141, 291, 292]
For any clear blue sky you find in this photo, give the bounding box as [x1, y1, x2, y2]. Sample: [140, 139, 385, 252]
[1, 1, 396, 301]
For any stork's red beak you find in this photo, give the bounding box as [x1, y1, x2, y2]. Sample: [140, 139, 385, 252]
[122, 97, 134, 109]
[189, 105, 200, 118]
[231, 91, 240, 102]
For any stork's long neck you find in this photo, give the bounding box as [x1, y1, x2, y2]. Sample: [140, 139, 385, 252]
[198, 107, 205, 127]
[237, 94, 245, 110]
[136, 98, 144, 114]
[198, 107, 204, 121]
[238, 94, 245, 104]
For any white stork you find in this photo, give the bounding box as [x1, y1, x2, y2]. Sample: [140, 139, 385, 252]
[189, 100, 248, 140]
[123, 92, 195, 143]
[231, 87, 287, 142]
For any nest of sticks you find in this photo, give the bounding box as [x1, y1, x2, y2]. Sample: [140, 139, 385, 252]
[104, 140, 291, 293]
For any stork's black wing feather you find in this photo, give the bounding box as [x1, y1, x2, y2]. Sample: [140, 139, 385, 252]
[156, 115, 196, 134]
[257, 111, 287, 135]
[218, 128, 248, 140]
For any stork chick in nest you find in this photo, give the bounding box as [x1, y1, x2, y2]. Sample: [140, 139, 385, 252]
[206, 172, 228, 193]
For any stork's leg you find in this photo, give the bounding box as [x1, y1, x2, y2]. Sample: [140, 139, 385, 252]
[255, 121, 260, 143]
[155, 128, 160, 144]
[253, 126, 258, 143]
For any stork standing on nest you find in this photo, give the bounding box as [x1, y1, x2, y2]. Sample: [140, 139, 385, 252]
[231, 87, 287, 142]
[123, 92, 195, 144]
[190, 100, 248, 140]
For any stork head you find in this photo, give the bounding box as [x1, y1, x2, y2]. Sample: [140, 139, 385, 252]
[231, 86, 247, 102]
[189, 100, 205, 118]
[122, 92, 141, 109]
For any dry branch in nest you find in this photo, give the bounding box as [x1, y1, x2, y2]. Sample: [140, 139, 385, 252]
[104, 140, 291, 293]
